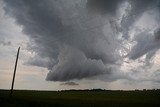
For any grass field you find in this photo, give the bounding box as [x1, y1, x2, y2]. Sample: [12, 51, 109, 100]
[0, 89, 160, 107]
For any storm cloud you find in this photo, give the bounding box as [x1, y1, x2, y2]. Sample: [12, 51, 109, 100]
[87, 0, 125, 15]
[3, 0, 160, 82]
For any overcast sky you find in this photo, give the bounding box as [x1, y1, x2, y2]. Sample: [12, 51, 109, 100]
[0, 0, 160, 90]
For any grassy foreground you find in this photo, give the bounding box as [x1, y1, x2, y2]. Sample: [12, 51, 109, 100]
[0, 89, 160, 107]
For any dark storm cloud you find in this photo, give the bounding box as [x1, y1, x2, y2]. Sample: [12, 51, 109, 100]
[3, 0, 119, 81]
[3, 0, 160, 82]
[3, 0, 62, 59]
[46, 46, 110, 81]
[87, 0, 125, 15]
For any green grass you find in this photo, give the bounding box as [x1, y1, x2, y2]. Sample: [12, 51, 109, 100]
[0, 89, 160, 107]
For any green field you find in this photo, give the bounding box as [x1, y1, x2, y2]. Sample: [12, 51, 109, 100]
[0, 89, 160, 107]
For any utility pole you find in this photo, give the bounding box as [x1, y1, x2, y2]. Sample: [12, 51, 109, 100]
[10, 47, 20, 98]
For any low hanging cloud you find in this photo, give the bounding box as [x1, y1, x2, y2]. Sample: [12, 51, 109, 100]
[46, 46, 109, 81]
[60, 82, 79, 86]
[2, 0, 160, 82]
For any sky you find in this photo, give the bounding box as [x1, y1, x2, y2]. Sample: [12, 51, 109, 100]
[0, 0, 160, 90]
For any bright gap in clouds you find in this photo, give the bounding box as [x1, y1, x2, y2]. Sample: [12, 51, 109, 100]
[0, 0, 160, 90]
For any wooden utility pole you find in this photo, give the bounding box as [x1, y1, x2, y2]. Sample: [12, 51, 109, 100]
[10, 47, 20, 98]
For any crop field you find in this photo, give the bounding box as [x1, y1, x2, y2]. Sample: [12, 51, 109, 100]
[0, 89, 160, 107]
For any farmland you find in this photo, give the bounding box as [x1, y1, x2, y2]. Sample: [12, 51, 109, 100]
[0, 89, 160, 107]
